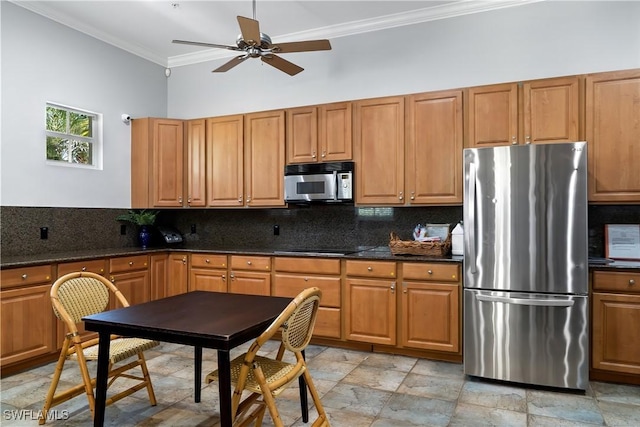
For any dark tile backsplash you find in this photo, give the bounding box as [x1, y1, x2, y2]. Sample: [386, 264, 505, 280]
[1, 204, 638, 258]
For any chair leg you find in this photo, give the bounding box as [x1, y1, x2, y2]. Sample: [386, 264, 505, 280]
[73, 342, 99, 419]
[303, 369, 330, 426]
[136, 352, 157, 406]
[253, 365, 285, 427]
[39, 339, 72, 425]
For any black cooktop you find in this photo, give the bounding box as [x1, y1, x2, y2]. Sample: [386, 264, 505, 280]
[274, 248, 361, 256]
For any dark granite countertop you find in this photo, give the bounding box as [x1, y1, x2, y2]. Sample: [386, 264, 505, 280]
[1, 246, 639, 270]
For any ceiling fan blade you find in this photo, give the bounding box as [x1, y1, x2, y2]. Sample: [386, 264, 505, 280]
[212, 55, 249, 73]
[272, 40, 332, 54]
[261, 54, 304, 76]
[173, 40, 240, 51]
[237, 16, 261, 46]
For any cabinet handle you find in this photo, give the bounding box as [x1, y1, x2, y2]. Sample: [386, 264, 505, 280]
[205, 259, 210, 263]
[427, 270, 433, 275]
[410, 191, 415, 200]
[321, 151, 326, 158]
[631, 279, 636, 285]
[398, 192, 403, 201]
[390, 282, 395, 293]
[247, 261, 252, 266]
[511, 136, 517, 145]
[222, 274, 226, 281]
[312, 151, 316, 159]
[403, 282, 407, 294]
[230, 272, 235, 280]
[247, 196, 251, 202]
[187, 197, 192, 203]
[21, 274, 27, 279]
[525, 135, 531, 144]
[238, 195, 243, 203]
[110, 276, 115, 283]
[81, 267, 87, 271]
[179, 197, 183, 203]
[367, 266, 373, 272]
[182, 257, 187, 264]
[128, 261, 133, 266]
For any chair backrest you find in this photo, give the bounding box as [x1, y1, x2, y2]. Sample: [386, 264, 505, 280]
[50, 272, 126, 328]
[281, 288, 321, 352]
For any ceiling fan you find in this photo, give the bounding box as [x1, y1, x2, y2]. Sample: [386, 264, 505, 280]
[172, 0, 332, 76]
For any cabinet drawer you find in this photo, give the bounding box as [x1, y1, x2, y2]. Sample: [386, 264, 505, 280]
[593, 271, 640, 293]
[314, 307, 341, 339]
[402, 262, 460, 282]
[345, 260, 396, 278]
[274, 257, 340, 275]
[191, 254, 227, 269]
[1, 265, 53, 289]
[57, 259, 107, 277]
[273, 274, 340, 307]
[230, 255, 271, 271]
[109, 255, 149, 274]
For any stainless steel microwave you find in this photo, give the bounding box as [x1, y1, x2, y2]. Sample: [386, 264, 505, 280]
[284, 161, 354, 203]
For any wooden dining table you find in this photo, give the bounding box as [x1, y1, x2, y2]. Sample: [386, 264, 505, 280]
[83, 291, 294, 427]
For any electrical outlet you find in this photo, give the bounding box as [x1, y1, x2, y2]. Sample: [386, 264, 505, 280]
[40, 227, 48, 240]
[191, 224, 196, 234]
[273, 225, 280, 236]
[120, 224, 127, 235]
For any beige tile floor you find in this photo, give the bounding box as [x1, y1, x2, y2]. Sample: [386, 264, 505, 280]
[2, 341, 640, 426]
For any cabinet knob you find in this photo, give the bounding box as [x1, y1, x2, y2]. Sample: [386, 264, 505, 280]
[511, 136, 517, 145]
[525, 135, 531, 144]
[230, 272, 235, 280]
[428, 270, 433, 275]
[205, 259, 210, 263]
[21, 274, 27, 279]
[304, 277, 309, 282]
[238, 196, 243, 203]
[222, 275, 226, 281]
[631, 279, 636, 285]
[247, 196, 251, 202]
[128, 261, 133, 266]
[179, 197, 183, 203]
[321, 151, 326, 158]
[367, 266, 373, 271]
[247, 261, 252, 265]
[410, 191, 415, 200]
[398, 192, 403, 201]
[81, 267, 87, 271]
[390, 282, 395, 293]
[312, 151, 317, 159]
[182, 257, 187, 264]
[187, 197, 192, 203]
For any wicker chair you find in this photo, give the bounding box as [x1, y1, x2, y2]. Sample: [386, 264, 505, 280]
[205, 287, 330, 427]
[39, 272, 158, 425]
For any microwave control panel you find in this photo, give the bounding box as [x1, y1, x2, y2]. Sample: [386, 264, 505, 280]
[337, 172, 353, 200]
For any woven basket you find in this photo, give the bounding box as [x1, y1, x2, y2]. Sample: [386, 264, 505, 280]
[389, 232, 452, 257]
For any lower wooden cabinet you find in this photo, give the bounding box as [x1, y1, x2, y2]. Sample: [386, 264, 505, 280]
[400, 262, 460, 353]
[109, 255, 150, 308]
[592, 270, 640, 376]
[273, 257, 342, 339]
[344, 260, 397, 345]
[229, 255, 271, 296]
[190, 254, 228, 292]
[0, 265, 55, 367]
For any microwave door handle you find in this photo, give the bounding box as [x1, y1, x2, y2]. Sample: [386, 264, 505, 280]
[332, 171, 338, 201]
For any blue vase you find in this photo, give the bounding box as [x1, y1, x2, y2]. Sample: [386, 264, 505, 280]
[138, 225, 151, 249]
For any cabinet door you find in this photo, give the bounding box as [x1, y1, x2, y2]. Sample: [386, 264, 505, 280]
[523, 76, 580, 145]
[207, 115, 245, 207]
[400, 282, 459, 353]
[592, 292, 640, 375]
[152, 119, 184, 207]
[406, 90, 463, 205]
[1, 284, 56, 366]
[229, 271, 271, 296]
[245, 110, 286, 207]
[111, 270, 150, 308]
[354, 96, 405, 205]
[345, 277, 396, 345]
[186, 119, 206, 207]
[586, 69, 640, 202]
[319, 101, 352, 162]
[466, 83, 518, 147]
[286, 106, 318, 164]
[150, 253, 168, 301]
[190, 268, 228, 293]
[167, 253, 188, 296]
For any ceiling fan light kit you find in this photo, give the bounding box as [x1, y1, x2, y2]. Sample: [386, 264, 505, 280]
[172, 0, 331, 76]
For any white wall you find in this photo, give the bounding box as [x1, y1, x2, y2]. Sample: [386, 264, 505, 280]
[2, 1, 639, 208]
[168, 1, 640, 118]
[0, 2, 168, 208]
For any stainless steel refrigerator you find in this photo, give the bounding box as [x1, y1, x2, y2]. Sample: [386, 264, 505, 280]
[463, 141, 589, 390]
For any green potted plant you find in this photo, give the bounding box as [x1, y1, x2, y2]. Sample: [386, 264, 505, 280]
[116, 209, 159, 249]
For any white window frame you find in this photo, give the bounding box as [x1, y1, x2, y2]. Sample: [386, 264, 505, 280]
[45, 102, 103, 170]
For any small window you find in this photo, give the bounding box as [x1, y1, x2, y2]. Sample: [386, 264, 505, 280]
[46, 103, 101, 168]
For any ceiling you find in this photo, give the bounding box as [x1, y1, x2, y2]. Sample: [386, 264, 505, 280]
[12, 0, 543, 68]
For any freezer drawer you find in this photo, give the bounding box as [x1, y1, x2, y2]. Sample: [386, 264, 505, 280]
[463, 289, 589, 390]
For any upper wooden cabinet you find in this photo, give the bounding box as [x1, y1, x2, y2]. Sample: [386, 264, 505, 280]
[131, 118, 185, 208]
[206, 115, 245, 207]
[244, 110, 286, 207]
[406, 90, 463, 205]
[354, 96, 405, 205]
[586, 69, 640, 203]
[286, 102, 352, 164]
[466, 76, 580, 147]
[185, 119, 206, 207]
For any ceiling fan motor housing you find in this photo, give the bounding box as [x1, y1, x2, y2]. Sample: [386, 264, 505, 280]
[236, 32, 272, 51]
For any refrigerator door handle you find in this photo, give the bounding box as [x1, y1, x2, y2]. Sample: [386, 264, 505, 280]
[476, 294, 575, 307]
[466, 162, 477, 273]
